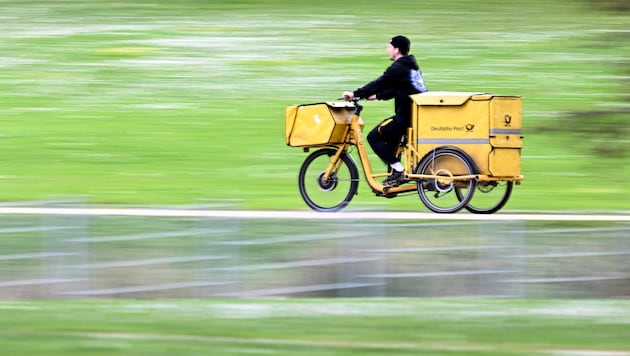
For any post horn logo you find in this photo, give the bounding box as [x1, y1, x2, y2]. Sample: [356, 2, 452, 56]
[504, 114, 512, 127]
[465, 124, 475, 132]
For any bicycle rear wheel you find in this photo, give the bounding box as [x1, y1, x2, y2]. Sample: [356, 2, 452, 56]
[415, 148, 476, 214]
[456, 180, 513, 214]
[298, 148, 359, 212]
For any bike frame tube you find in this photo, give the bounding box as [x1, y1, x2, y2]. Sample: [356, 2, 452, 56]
[322, 147, 346, 180]
[346, 113, 416, 195]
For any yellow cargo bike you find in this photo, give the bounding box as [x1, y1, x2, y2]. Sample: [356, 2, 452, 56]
[285, 91, 523, 213]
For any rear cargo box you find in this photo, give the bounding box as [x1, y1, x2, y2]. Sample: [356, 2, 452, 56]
[285, 102, 363, 147]
[410, 91, 522, 177]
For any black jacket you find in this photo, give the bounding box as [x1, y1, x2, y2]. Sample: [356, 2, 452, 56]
[353, 55, 427, 124]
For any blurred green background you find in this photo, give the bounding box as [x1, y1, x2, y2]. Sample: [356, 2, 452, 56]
[1, 3, 629, 353]
[2, 299, 629, 355]
[0, 0, 628, 211]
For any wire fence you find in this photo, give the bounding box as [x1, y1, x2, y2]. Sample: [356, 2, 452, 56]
[0, 201, 628, 299]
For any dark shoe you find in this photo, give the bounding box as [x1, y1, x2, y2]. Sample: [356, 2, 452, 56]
[383, 170, 405, 187]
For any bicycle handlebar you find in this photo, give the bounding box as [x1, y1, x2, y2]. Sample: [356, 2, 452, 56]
[338, 97, 362, 103]
[335, 97, 363, 114]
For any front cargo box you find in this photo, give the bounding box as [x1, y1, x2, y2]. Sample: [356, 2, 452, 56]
[285, 102, 363, 147]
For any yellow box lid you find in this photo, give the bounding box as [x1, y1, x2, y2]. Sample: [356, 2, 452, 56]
[410, 91, 493, 106]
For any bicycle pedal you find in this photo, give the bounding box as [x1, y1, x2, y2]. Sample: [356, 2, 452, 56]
[384, 182, 399, 189]
[376, 188, 397, 198]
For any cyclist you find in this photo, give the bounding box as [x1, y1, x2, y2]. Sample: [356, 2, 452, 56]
[343, 35, 427, 187]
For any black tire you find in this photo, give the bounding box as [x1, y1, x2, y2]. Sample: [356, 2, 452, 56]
[457, 180, 513, 214]
[298, 148, 359, 212]
[415, 147, 477, 214]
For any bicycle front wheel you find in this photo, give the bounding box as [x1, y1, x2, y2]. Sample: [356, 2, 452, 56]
[298, 148, 359, 212]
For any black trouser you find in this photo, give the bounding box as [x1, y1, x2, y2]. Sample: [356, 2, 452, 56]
[367, 116, 406, 166]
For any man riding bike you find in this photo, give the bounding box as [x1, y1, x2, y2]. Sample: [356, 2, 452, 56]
[343, 35, 427, 187]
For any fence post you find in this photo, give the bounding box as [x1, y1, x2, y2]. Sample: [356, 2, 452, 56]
[43, 198, 91, 299]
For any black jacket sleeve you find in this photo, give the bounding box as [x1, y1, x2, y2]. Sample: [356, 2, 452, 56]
[353, 62, 402, 100]
[376, 88, 396, 100]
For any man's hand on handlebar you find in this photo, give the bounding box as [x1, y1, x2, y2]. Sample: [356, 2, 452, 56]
[342, 92, 376, 101]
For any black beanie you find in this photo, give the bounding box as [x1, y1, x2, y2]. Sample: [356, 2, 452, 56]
[390, 35, 410, 55]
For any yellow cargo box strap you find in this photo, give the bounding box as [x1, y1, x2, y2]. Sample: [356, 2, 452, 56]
[417, 138, 490, 145]
[489, 129, 522, 135]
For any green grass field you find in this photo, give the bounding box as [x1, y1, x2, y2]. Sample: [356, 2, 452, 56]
[1, 299, 629, 355]
[1, 3, 629, 354]
[0, 0, 628, 211]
